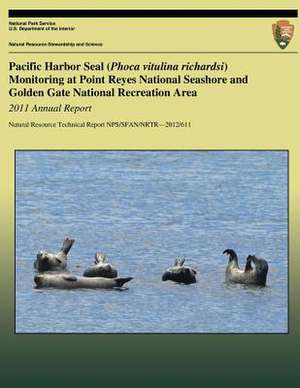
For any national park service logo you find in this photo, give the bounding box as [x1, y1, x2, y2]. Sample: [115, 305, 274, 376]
[272, 20, 294, 49]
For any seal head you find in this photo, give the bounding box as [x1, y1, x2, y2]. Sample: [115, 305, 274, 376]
[245, 254, 268, 286]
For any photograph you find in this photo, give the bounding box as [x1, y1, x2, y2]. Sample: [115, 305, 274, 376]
[15, 150, 288, 333]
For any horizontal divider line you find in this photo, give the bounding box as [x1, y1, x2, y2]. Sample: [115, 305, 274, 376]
[8, 51, 299, 54]
[8, 9, 299, 18]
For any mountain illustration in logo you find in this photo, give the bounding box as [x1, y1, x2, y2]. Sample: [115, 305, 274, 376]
[272, 20, 295, 49]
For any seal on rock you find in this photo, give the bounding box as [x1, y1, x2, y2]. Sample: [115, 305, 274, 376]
[83, 253, 118, 278]
[223, 249, 269, 286]
[34, 237, 75, 272]
[162, 257, 197, 284]
[34, 273, 133, 290]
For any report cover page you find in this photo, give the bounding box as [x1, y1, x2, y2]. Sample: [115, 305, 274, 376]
[0, 1, 299, 386]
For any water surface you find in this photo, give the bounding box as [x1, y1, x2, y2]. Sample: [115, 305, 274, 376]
[16, 151, 288, 333]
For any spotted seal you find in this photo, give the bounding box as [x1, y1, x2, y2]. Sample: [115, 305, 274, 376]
[34, 237, 75, 272]
[223, 249, 268, 286]
[34, 273, 133, 289]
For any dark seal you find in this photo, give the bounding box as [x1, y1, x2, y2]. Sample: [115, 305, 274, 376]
[162, 257, 197, 284]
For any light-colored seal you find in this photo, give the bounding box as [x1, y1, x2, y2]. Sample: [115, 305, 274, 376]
[223, 249, 269, 286]
[162, 257, 197, 284]
[34, 273, 133, 289]
[34, 237, 75, 272]
[83, 253, 118, 278]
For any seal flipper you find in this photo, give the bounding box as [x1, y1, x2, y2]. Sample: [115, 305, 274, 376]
[245, 255, 253, 272]
[223, 249, 238, 258]
[60, 238, 75, 255]
[63, 275, 77, 282]
[115, 277, 133, 287]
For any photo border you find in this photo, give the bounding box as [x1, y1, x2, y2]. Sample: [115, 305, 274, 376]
[14, 149, 290, 335]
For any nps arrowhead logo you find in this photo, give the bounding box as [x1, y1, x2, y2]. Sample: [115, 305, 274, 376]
[272, 20, 295, 49]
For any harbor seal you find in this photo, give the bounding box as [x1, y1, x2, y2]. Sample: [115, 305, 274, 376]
[34, 273, 133, 289]
[223, 249, 269, 286]
[34, 237, 75, 272]
[83, 253, 118, 278]
[162, 257, 197, 284]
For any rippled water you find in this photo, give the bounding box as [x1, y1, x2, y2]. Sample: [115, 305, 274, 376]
[16, 151, 288, 333]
